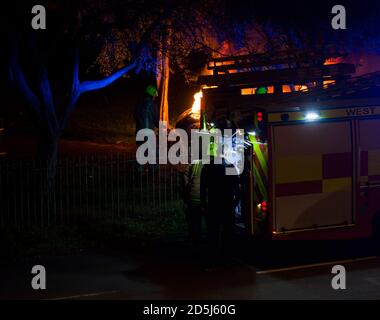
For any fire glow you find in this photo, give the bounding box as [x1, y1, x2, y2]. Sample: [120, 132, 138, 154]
[191, 90, 203, 115]
[190, 86, 217, 118]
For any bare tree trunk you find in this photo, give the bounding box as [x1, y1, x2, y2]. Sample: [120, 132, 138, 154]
[46, 135, 59, 182]
[159, 53, 170, 123]
[157, 25, 171, 124]
[10, 45, 138, 182]
[36, 128, 60, 182]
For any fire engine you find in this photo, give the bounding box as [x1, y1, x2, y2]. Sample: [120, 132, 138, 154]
[195, 49, 380, 241]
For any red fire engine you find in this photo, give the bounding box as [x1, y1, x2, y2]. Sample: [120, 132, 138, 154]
[197, 50, 380, 242]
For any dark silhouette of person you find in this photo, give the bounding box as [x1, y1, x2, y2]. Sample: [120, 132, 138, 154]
[200, 154, 240, 255]
[134, 85, 159, 134]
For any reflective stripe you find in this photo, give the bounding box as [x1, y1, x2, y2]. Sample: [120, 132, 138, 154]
[250, 134, 268, 200]
[322, 177, 352, 193]
[276, 181, 322, 197]
[323, 152, 352, 179]
[360, 149, 380, 185]
[253, 142, 268, 179]
[275, 155, 322, 184]
[275, 152, 353, 197]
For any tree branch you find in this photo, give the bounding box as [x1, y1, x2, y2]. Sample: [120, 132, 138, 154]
[79, 60, 137, 93]
[9, 52, 42, 121]
[60, 3, 179, 132]
[60, 54, 137, 131]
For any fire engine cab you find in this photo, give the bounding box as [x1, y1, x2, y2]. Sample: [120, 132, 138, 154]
[197, 50, 380, 241]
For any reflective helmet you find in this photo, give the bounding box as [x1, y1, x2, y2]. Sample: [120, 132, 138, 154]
[145, 85, 158, 97]
[256, 87, 268, 94]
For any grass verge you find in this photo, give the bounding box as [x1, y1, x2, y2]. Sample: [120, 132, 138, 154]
[0, 202, 187, 262]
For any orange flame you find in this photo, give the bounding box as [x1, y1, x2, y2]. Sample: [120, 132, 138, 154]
[191, 90, 203, 115]
[324, 57, 343, 65]
[190, 86, 217, 119]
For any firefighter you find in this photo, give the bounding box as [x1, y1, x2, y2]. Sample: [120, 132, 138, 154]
[134, 85, 159, 172]
[134, 85, 159, 134]
[200, 140, 240, 254]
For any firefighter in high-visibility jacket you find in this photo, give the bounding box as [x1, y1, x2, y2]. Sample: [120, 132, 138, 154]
[134, 85, 159, 172]
[183, 159, 204, 245]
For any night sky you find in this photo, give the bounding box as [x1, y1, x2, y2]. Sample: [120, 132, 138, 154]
[1, 1, 380, 125]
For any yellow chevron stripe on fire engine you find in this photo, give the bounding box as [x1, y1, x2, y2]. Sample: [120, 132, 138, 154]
[252, 142, 268, 179]
[249, 135, 268, 200]
[253, 162, 267, 200]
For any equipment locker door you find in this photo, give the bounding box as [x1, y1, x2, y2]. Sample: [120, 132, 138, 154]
[272, 121, 354, 232]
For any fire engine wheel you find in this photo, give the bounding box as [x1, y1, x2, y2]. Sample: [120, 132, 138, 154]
[372, 213, 380, 256]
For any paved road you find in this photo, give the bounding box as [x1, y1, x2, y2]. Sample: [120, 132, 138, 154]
[1, 240, 380, 300]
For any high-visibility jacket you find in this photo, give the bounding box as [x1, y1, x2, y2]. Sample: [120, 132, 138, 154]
[183, 160, 203, 206]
